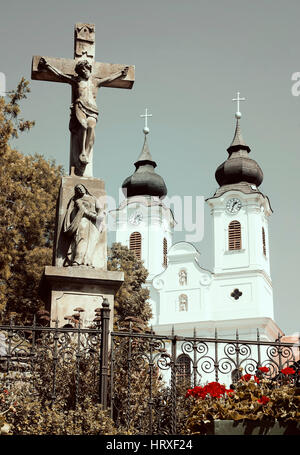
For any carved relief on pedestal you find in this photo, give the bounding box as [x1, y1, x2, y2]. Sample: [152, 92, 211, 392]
[54, 177, 107, 269]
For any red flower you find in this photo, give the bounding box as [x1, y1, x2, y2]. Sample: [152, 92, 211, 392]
[185, 382, 233, 400]
[258, 395, 270, 405]
[258, 366, 269, 373]
[204, 382, 226, 398]
[281, 367, 296, 376]
[3, 389, 9, 395]
[185, 386, 207, 399]
[240, 374, 252, 382]
[253, 375, 260, 384]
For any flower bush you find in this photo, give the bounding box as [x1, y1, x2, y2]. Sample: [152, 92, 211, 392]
[185, 370, 300, 434]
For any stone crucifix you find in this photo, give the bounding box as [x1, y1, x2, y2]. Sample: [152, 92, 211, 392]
[32, 23, 135, 177]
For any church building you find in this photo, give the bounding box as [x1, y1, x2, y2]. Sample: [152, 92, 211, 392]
[111, 100, 283, 347]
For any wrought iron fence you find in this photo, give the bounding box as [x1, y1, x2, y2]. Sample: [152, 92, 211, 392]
[109, 327, 300, 434]
[0, 302, 110, 409]
[0, 313, 299, 435]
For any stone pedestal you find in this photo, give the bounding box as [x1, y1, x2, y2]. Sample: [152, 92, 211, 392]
[40, 173, 123, 329]
[40, 266, 124, 329]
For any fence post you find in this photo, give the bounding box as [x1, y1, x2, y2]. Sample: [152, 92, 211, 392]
[99, 298, 110, 409]
[170, 326, 177, 435]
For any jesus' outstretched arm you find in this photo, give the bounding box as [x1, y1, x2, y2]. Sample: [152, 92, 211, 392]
[38, 57, 74, 84]
[97, 66, 129, 87]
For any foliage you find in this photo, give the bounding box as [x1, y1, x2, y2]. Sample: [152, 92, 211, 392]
[0, 387, 16, 434]
[107, 242, 152, 327]
[4, 392, 116, 435]
[8, 396, 116, 435]
[0, 79, 63, 319]
[185, 372, 300, 434]
[1, 340, 116, 435]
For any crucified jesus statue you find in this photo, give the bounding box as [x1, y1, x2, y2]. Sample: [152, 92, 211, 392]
[38, 57, 129, 174]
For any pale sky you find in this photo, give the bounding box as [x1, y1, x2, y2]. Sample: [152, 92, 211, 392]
[1, 0, 300, 334]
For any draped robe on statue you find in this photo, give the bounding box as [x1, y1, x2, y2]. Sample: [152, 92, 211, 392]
[63, 185, 105, 267]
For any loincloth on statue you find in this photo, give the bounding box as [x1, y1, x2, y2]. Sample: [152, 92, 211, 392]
[69, 100, 99, 132]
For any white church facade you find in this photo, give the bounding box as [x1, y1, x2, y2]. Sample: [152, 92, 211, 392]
[111, 103, 283, 354]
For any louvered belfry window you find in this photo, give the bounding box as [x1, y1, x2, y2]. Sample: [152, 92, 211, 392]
[228, 220, 242, 250]
[129, 232, 142, 259]
[163, 238, 168, 267]
[262, 227, 266, 256]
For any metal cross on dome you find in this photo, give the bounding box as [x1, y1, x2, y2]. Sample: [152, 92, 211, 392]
[140, 108, 152, 134]
[232, 91, 246, 119]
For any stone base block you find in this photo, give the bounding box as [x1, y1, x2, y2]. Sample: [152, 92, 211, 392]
[40, 266, 124, 329]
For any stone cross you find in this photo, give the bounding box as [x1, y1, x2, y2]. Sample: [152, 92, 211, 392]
[32, 23, 135, 177]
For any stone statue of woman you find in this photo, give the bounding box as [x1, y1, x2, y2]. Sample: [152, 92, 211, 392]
[63, 184, 105, 267]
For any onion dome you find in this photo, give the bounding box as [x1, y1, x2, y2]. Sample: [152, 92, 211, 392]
[122, 122, 167, 199]
[215, 113, 263, 188]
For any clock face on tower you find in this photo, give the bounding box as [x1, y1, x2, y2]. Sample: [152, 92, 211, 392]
[129, 211, 143, 225]
[226, 198, 242, 214]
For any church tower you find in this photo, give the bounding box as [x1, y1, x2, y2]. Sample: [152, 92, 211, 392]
[111, 110, 175, 281]
[207, 94, 274, 321]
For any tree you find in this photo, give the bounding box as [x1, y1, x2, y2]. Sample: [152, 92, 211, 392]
[0, 79, 63, 319]
[107, 242, 152, 327]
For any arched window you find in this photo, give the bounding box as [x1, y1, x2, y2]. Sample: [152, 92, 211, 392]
[176, 354, 191, 386]
[163, 238, 168, 268]
[129, 232, 142, 259]
[262, 227, 266, 256]
[228, 220, 242, 251]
